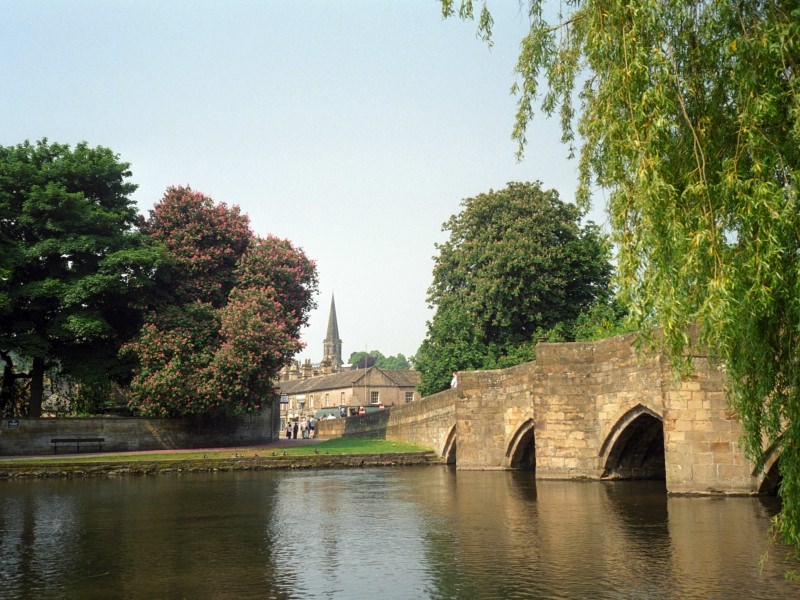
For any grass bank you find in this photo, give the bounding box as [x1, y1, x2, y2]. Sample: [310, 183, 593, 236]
[0, 438, 440, 478]
[0, 438, 427, 464]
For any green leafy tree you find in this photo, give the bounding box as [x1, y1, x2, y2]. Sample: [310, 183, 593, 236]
[443, 1, 800, 552]
[347, 350, 410, 370]
[571, 299, 631, 343]
[125, 187, 318, 417]
[416, 181, 612, 394]
[0, 139, 162, 417]
[415, 303, 492, 396]
[380, 353, 411, 370]
[348, 351, 381, 369]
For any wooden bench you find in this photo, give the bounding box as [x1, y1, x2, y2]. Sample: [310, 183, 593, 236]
[50, 437, 105, 454]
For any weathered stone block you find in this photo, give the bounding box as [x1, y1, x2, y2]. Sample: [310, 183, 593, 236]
[691, 463, 718, 481]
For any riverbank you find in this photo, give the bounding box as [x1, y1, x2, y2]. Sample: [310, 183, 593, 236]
[0, 438, 441, 479]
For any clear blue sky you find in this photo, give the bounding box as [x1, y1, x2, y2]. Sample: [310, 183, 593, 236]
[2, 1, 605, 363]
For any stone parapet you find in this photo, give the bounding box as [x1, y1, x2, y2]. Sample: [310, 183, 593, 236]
[317, 333, 764, 495]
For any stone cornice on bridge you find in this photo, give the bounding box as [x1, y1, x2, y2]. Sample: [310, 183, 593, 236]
[317, 334, 768, 495]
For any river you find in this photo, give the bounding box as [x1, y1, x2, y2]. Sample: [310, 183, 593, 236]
[0, 467, 797, 599]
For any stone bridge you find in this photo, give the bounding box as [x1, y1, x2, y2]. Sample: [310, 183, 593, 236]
[317, 334, 779, 496]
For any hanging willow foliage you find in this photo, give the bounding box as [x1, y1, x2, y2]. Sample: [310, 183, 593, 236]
[443, 0, 800, 553]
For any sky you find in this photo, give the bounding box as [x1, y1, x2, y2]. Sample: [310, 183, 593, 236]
[2, 1, 606, 364]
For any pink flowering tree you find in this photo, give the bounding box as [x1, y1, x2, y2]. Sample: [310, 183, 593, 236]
[143, 186, 252, 307]
[235, 235, 318, 338]
[125, 186, 318, 417]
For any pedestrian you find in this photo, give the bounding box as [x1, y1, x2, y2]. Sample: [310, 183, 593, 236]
[292, 421, 298, 439]
[301, 419, 308, 439]
[450, 372, 458, 389]
[285, 422, 292, 439]
[308, 416, 316, 438]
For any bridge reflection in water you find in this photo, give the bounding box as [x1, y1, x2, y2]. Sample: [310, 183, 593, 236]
[0, 468, 796, 599]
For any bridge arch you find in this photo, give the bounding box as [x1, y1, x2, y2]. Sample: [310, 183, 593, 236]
[754, 444, 782, 496]
[441, 424, 457, 465]
[600, 404, 665, 480]
[505, 418, 536, 470]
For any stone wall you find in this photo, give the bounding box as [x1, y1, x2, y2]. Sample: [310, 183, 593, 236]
[454, 334, 756, 493]
[0, 404, 279, 457]
[315, 389, 457, 455]
[592, 334, 666, 459]
[455, 364, 532, 469]
[663, 356, 752, 494]
[308, 333, 761, 494]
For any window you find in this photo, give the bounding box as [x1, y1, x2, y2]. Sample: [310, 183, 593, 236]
[370, 391, 379, 404]
[325, 393, 329, 406]
[340, 392, 345, 405]
[405, 392, 414, 403]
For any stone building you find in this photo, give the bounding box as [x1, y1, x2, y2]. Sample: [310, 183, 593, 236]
[277, 294, 419, 425]
[279, 366, 420, 422]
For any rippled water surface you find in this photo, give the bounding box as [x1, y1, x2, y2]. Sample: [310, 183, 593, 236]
[0, 468, 798, 599]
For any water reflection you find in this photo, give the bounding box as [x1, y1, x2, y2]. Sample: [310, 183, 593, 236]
[0, 469, 797, 599]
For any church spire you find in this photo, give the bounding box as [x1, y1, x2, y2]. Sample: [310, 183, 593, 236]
[323, 294, 343, 367]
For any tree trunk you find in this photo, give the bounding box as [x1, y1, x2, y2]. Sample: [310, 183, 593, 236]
[29, 357, 44, 418]
[0, 355, 13, 416]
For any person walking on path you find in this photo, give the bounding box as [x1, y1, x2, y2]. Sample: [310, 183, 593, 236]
[308, 416, 316, 439]
[292, 421, 298, 439]
[285, 422, 292, 439]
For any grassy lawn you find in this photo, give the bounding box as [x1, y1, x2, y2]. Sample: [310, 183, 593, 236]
[0, 438, 432, 465]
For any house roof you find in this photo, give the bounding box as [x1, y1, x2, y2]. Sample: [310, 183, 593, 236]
[278, 367, 419, 395]
[380, 369, 422, 388]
